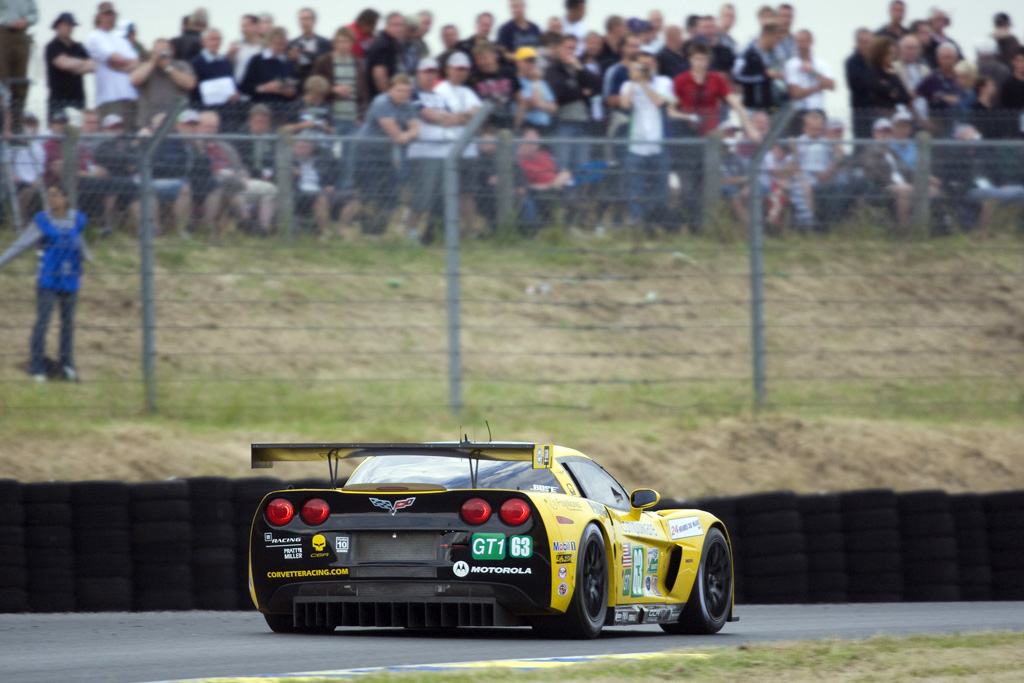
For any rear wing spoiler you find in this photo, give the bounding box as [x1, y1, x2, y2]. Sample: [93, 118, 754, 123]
[251, 442, 556, 470]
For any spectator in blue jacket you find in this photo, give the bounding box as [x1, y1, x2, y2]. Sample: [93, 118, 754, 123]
[191, 27, 242, 130]
[0, 184, 90, 382]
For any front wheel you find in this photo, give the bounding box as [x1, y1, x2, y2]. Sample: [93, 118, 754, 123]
[263, 612, 335, 634]
[533, 523, 608, 639]
[661, 527, 733, 634]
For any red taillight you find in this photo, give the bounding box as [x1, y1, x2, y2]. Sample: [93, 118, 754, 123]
[265, 498, 294, 526]
[500, 498, 531, 525]
[301, 498, 330, 525]
[461, 497, 492, 525]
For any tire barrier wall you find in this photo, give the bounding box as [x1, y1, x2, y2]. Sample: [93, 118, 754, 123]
[0, 479, 1021, 612]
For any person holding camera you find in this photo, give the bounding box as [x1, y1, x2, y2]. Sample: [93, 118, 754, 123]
[619, 48, 675, 230]
[130, 38, 197, 131]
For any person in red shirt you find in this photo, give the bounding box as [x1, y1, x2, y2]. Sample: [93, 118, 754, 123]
[517, 127, 572, 189]
[671, 43, 753, 137]
[348, 9, 380, 59]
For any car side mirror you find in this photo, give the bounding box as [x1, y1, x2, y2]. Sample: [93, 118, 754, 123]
[630, 488, 660, 510]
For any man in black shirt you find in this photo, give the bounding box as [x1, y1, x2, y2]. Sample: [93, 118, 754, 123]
[365, 11, 409, 99]
[496, 0, 540, 63]
[1000, 48, 1024, 138]
[471, 43, 520, 129]
[45, 13, 93, 119]
[845, 27, 873, 139]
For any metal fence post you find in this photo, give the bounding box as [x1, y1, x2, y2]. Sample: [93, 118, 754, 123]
[911, 131, 932, 234]
[702, 132, 723, 228]
[136, 98, 188, 414]
[444, 103, 494, 416]
[746, 103, 798, 410]
[274, 131, 295, 240]
[496, 129, 515, 232]
[61, 127, 79, 209]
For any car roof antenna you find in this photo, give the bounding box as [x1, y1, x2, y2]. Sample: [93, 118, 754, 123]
[485, 421, 492, 442]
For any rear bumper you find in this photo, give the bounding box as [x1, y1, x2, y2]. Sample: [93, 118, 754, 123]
[262, 579, 548, 627]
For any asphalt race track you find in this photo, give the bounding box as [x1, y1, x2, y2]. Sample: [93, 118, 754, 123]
[1, 603, 1022, 683]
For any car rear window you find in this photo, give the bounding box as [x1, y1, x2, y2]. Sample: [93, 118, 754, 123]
[347, 455, 564, 493]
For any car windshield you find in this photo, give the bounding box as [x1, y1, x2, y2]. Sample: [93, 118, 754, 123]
[347, 455, 565, 493]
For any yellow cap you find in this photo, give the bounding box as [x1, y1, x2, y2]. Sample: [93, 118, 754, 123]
[514, 46, 539, 61]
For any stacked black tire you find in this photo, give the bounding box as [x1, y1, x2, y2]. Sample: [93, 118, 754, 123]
[72, 481, 133, 611]
[985, 491, 1024, 600]
[897, 490, 960, 601]
[840, 489, 903, 602]
[951, 493, 992, 600]
[188, 477, 238, 610]
[23, 482, 76, 612]
[0, 480, 28, 613]
[131, 481, 193, 610]
[798, 493, 847, 603]
[733, 491, 808, 604]
[232, 477, 282, 610]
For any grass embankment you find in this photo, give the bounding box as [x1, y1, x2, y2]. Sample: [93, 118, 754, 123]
[262, 632, 1024, 683]
[0, 230, 1021, 491]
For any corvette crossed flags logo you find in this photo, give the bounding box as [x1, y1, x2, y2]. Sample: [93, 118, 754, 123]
[369, 497, 417, 515]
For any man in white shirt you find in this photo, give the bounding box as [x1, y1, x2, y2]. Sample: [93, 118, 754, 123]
[784, 29, 834, 112]
[227, 14, 262, 85]
[405, 53, 481, 242]
[562, 0, 588, 55]
[620, 49, 675, 228]
[86, 2, 139, 127]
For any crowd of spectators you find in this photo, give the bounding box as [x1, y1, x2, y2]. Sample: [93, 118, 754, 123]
[3, 1, 1024, 237]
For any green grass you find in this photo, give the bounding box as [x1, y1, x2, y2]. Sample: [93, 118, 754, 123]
[2, 227, 1023, 434]
[223, 632, 1024, 683]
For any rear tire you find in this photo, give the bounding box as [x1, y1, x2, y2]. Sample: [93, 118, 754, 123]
[533, 523, 608, 639]
[263, 612, 335, 634]
[661, 527, 733, 634]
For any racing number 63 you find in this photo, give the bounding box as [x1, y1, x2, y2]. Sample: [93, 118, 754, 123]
[510, 536, 532, 558]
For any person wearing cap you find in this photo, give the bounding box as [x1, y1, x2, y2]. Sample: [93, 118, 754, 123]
[992, 13, 1022, 68]
[514, 47, 556, 130]
[131, 37, 197, 131]
[470, 43, 520, 129]
[0, 0, 36, 134]
[312, 27, 368, 138]
[45, 12, 94, 120]
[497, 0, 541, 63]
[860, 116, 916, 229]
[86, 2, 140, 129]
[453, 12, 496, 61]
[405, 57, 459, 241]
[364, 11, 409, 100]
[0, 182, 89, 383]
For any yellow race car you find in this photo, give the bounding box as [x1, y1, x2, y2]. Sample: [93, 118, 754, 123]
[248, 441, 737, 638]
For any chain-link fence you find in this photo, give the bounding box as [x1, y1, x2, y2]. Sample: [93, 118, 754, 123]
[2, 117, 1023, 422]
